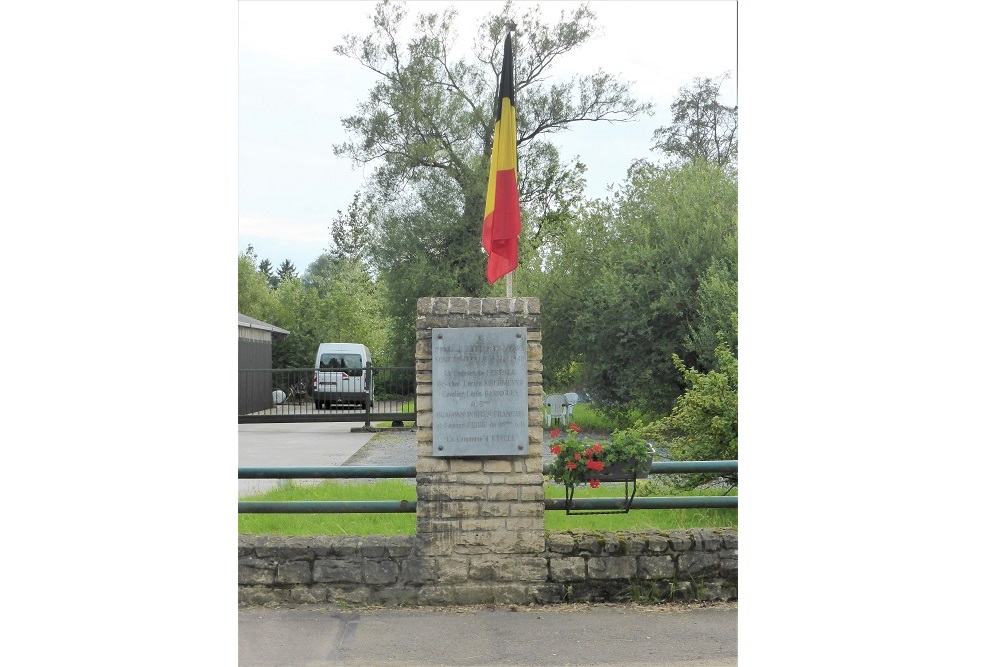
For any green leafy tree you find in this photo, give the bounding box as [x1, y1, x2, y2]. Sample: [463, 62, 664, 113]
[331, 0, 652, 365]
[276, 259, 298, 284]
[652, 74, 737, 169]
[686, 256, 737, 369]
[238, 248, 389, 369]
[555, 159, 737, 416]
[239, 250, 275, 319]
[640, 339, 738, 490]
[257, 258, 279, 289]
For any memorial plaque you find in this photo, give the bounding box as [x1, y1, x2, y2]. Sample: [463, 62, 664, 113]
[432, 327, 529, 457]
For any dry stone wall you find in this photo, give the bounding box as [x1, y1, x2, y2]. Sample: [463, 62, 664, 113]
[238, 529, 737, 606]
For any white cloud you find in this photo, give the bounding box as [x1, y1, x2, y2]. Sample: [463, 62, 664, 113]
[239, 213, 332, 244]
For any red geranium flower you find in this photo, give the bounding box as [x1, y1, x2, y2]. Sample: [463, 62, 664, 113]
[566, 461, 577, 470]
[550, 429, 561, 438]
[589, 479, 601, 488]
[568, 423, 582, 433]
[585, 448, 593, 458]
[550, 445, 562, 455]
[592, 443, 603, 453]
[573, 453, 581, 461]
[585, 459, 604, 471]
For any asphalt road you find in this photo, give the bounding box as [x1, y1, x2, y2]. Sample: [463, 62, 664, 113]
[239, 603, 738, 667]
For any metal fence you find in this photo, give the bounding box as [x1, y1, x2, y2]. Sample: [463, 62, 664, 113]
[238, 365, 416, 425]
[238, 461, 738, 514]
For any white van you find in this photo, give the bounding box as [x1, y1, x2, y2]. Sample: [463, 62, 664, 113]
[313, 343, 373, 409]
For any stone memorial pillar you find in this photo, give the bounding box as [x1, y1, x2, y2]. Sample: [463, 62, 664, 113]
[413, 296, 547, 605]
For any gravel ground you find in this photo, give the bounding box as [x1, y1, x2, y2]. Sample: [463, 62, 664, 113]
[343, 428, 420, 467]
[342, 427, 617, 468]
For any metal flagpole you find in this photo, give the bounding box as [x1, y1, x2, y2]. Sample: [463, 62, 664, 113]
[507, 21, 516, 300]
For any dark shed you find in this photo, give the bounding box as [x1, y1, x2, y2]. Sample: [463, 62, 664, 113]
[238, 313, 289, 415]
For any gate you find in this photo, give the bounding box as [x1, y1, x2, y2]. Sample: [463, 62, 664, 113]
[238, 365, 416, 425]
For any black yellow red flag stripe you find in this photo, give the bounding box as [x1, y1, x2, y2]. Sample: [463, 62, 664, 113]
[482, 32, 521, 284]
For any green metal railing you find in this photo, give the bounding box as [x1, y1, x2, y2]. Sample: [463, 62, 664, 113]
[238, 461, 737, 514]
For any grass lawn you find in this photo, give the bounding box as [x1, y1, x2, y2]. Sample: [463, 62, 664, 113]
[238, 479, 736, 535]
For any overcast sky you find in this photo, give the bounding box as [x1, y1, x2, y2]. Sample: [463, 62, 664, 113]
[238, 0, 737, 273]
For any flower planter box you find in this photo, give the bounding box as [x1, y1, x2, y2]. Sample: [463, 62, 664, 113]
[593, 449, 654, 482]
[564, 445, 655, 515]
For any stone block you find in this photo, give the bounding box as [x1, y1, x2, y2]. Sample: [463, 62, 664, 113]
[508, 502, 544, 518]
[519, 485, 545, 502]
[505, 517, 543, 532]
[486, 484, 519, 501]
[720, 529, 738, 549]
[360, 536, 388, 558]
[453, 583, 529, 606]
[638, 555, 675, 579]
[459, 516, 507, 533]
[669, 531, 695, 551]
[449, 459, 484, 473]
[288, 585, 328, 604]
[238, 558, 276, 585]
[549, 556, 586, 582]
[275, 561, 312, 584]
[720, 555, 738, 577]
[693, 528, 723, 552]
[437, 557, 470, 583]
[480, 501, 511, 517]
[363, 560, 399, 585]
[483, 460, 513, 473]
[510, 529, 546, 554]
[546, 532, 576, 554]
[588, 556, 637, 580]
[469, 556, 502, 581]
[624, 534, 647, 554]
[416, 456, 449, 473]
[510, 557, 548, 582]
[385, 536, 415, 558]
[400, 557, 436, 584]
[439, 501, 480, 519]
[677, 552, 720, 577]
[250, 535, 316, 560]
[314, 559, 364, 584]
[572, 533, 601, 554]
[647, 533, 671, 553]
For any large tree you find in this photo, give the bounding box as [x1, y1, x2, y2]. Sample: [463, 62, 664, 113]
[652, 74, 737, 170]
[330, 0, 652, 364]
[549, 159, 738, 417]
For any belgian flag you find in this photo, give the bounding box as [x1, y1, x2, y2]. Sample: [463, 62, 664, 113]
[482, 32, 521, 284]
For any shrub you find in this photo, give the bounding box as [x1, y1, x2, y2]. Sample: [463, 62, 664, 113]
[641, 340, 737, 490]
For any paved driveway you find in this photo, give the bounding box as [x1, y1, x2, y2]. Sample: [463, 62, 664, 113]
[238, 421, 377, 497]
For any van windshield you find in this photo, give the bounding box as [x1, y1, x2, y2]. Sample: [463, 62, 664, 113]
[319, 353, 364, 376]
